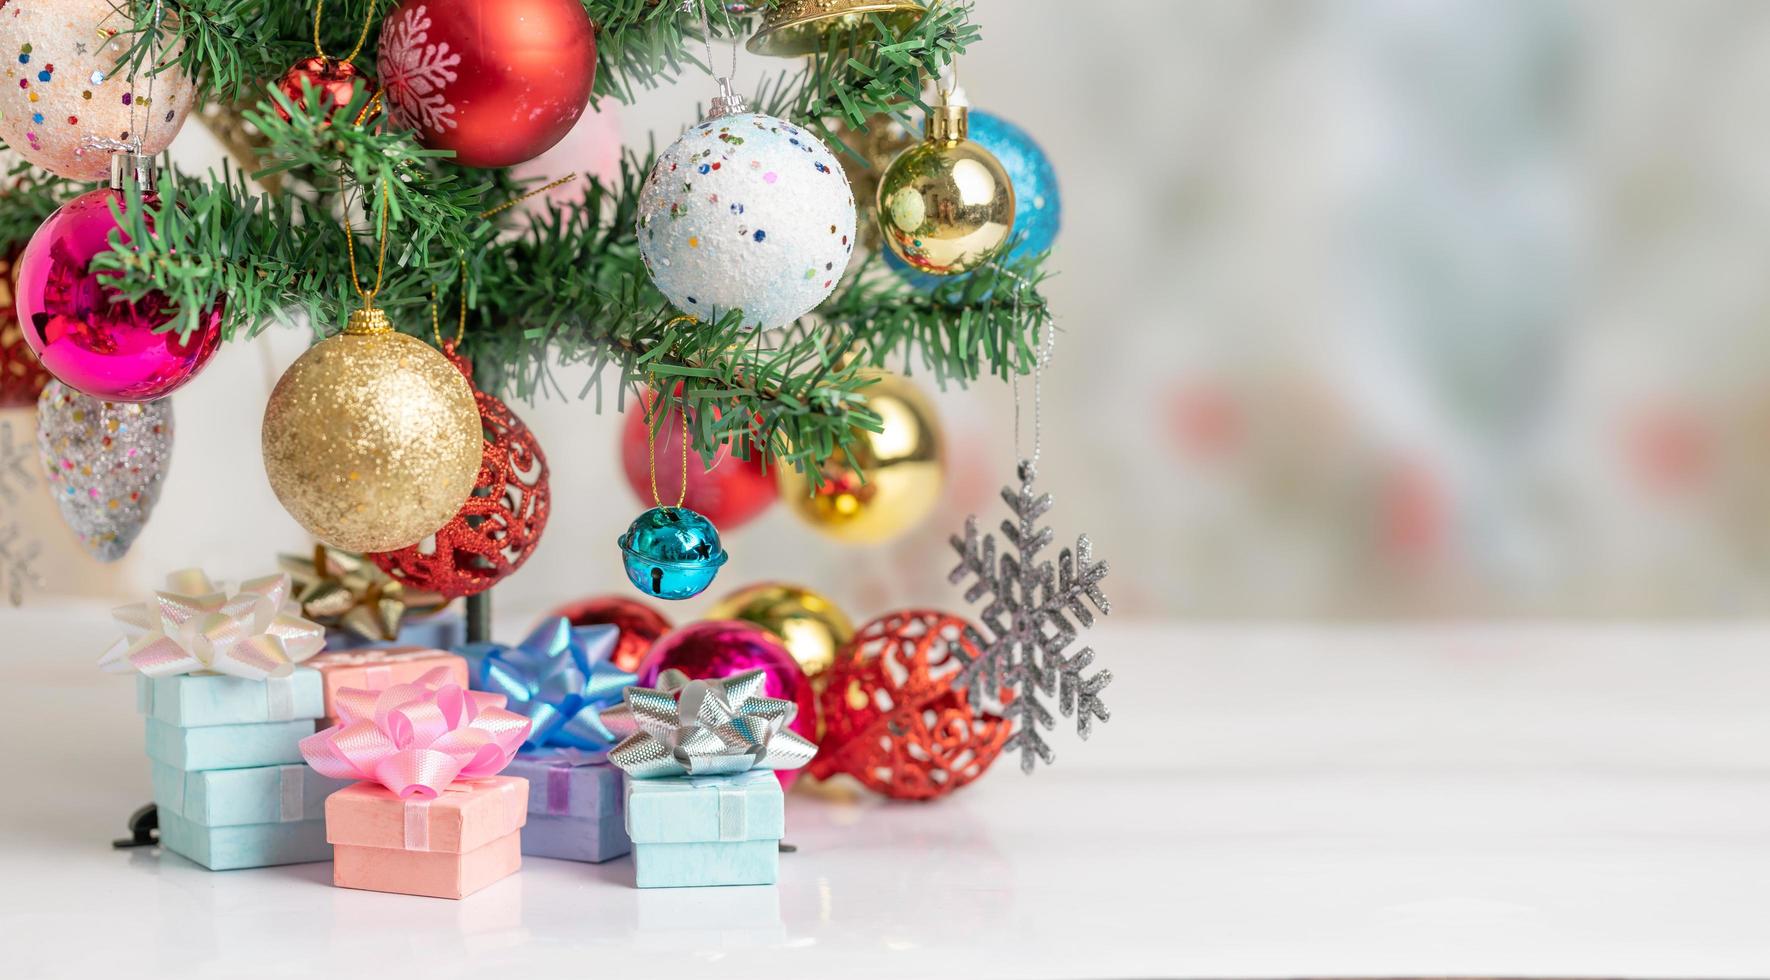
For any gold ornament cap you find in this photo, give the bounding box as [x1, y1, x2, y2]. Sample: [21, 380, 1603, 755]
[747, 0, 927, 57]
[346, 306, 393, 335]
[927, 101, 968, 143]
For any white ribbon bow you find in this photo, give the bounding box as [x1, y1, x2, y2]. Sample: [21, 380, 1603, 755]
[98, 569, 327, 681]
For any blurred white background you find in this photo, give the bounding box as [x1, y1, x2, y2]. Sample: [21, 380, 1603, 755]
[9, 0, 1770, 622]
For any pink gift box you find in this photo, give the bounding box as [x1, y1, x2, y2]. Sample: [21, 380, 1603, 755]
[308, 647, 469, 726]
[325, 776, 528, 899]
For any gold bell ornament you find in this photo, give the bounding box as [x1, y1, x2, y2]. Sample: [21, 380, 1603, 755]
[746, 0, 927, 57]
[776, 368, 945, 544]
[876, 82, 1016, 276]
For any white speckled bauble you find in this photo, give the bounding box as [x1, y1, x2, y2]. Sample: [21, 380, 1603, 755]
[0, 0, 196, 181]
[637, 108, 856, 330]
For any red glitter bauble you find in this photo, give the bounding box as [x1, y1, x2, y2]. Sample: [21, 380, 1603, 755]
[544, 595, 673, 674]
[620, 388, 777, 532]
[808, 610, 1014, 801]
[274, 56, 376, 124]
[368, 345, 549, 598]
[636, 620, 816, 788]
[0, 251, 51, 408]
[377, 0, 596, 169]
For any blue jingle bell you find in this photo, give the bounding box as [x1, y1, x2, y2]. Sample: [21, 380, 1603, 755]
[617, 506, 728, 600]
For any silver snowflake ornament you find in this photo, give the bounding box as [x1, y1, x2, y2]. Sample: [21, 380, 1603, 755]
[948, 459, 1112, 773]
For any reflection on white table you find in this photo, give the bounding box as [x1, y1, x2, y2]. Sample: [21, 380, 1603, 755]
[6, 605, 1770, 978]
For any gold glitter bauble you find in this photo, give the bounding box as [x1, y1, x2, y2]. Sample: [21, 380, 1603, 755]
[708, 582, 856, 682]
[746, 0, 926, 58]
[262, 310, 481, 553]
[877, 101, 1015, 276]
[776, 369, 944, 544]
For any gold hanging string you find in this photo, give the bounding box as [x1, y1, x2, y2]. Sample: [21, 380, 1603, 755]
[430, 256, 468, 348]
[343, 177, 390, 308]
[478, 174, 580, 220]
[314, 0, 377, 62]
[646, 315, 699, 510]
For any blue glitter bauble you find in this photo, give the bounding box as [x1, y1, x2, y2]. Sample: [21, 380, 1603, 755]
[618, 506, 729, 600]
[887, 110, 1061, 291]
[637, 111, 857, 329]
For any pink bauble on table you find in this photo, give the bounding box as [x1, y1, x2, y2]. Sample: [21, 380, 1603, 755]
[635, 619, 818, 788]
[15, 188, 224, 402]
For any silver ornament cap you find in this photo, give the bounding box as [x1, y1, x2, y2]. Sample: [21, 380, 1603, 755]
[35, 381, 174, 562]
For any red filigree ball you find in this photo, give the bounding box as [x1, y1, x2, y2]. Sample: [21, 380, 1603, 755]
[809, 610, 1015, 801]
[274, 56, 377, 124]
[369, 345, 549, 598]
[0, 251, 51, 408]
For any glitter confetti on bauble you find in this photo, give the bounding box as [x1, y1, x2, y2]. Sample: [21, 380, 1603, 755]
[775, 369, 945, 544]
[637, 111, 856, 330]
[35, 380, 173, 562]
[377, 0, 596, 169]
[544, 595, 672, 674]
[369, 344, 550, 599]
[619, 389, 776, 532]
[15, 187, 224, 402]
[808, 610, 1014, 801]
[261, 308, 481, 554]
[634, 620, 817, 788]
[0, 0, 196, 181]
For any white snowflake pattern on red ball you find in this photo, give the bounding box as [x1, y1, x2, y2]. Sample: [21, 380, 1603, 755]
[377, 3, 461, 135]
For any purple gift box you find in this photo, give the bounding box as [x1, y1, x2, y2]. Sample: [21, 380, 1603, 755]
[322, 612, 465, 653]
[503, 749, 630, 864]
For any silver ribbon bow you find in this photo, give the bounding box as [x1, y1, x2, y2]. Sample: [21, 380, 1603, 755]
[98, 569, 327, 681]
[599, 669, 818, 779]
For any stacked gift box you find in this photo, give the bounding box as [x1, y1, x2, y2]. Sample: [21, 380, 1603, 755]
[139, 667, 348, 870]
[504, 749, 630, 863]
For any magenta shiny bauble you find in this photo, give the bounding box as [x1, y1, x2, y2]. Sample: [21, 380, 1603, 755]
[16, 188, 224, 402]
[636, 619, 818, 788]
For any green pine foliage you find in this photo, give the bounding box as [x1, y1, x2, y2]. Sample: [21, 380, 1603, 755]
[12, 0, 1050, 476]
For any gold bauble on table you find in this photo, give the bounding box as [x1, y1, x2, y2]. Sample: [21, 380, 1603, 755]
[262, 308, 482, 553]
[708, 582, 856, 681]
[776, 369, 945, 544]
[747, 0, 927, 57]
[877, 98, 1016, 276]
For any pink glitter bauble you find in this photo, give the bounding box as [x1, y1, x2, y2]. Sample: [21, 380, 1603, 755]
[635, 619, 818, 788]
[16, 188, 223, 402]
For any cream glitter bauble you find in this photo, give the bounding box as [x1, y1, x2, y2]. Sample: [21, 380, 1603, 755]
[637, 111, 856, 330]
[0, 0, 196, 181]
[261, 310, 482, 553]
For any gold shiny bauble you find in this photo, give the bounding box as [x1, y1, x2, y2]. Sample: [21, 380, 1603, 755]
[262, 309, 482, 553]
[708, 582, 856, 681]
[878, 102, 1016, 276]
[776, 369, 945, 543]
[747, 0, 926, 57]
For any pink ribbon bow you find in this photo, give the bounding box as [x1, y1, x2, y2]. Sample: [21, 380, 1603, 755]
[299, 666, 531, 799]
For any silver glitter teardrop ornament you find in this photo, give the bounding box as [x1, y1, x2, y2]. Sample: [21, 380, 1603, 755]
[35, 380, 174, 562]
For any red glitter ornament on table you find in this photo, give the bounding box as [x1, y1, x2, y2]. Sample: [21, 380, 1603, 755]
[368, 342, 549, 598]
[635, 620, 816, 788]
[620, 387, 777, 533]
[274, 57, 377, 124]
[0, 251, 52, 408]
[808, 610, 1015, 801]
[544, 595, 672, 674]
[377, 0, 597, 169]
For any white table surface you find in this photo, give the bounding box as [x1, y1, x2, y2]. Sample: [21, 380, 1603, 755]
[7, 604, 1770, 978]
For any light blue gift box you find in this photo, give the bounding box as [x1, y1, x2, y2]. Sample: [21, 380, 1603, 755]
[505, 751, 629, 863]
[144, 718, 311, 771]
[626, 770, 783, 888]
[151, 762, 345, 870]
[135, 668, 323, 728]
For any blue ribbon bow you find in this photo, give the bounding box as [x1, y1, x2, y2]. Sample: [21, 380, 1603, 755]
[457, 618, 637, 751]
